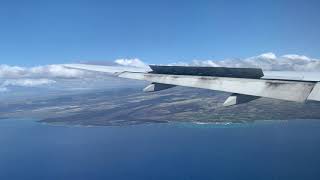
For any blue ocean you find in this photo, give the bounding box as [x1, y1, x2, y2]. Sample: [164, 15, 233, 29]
[0, 119, 320, 180]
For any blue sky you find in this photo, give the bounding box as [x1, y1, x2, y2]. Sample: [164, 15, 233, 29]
[0, 0, 320, 66]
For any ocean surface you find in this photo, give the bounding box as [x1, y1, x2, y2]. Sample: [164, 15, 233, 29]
[0, 119, 320, 180]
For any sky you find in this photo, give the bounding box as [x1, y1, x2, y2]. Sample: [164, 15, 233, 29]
[1, 0, 320, 94]
[0, 0, 320, 66]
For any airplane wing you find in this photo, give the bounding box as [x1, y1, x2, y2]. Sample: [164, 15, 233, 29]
[64, 64, 320, 106]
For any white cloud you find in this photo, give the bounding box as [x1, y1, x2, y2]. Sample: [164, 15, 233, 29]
[189, 60, 221, 67]
[0, 58, 148, 92]
[115, 58, 149, 68]
[0, 65, 26, 79]
[0, 79, 56, 92]
[258, 52, 277, 59]
[29, 65, 87, 78]
[282, 54, 310, 61]
[177, 52, 320, 71]
[0, 78, 56, 92]
[0, 59, 148, 79]
[0, 64, 87, 79]
[2, 79, 56, 87]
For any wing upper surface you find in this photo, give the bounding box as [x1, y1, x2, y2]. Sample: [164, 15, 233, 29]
[118, 72, 315, 102]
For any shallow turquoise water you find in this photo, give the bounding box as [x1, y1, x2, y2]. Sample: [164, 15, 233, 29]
[0, 119, 320, 180]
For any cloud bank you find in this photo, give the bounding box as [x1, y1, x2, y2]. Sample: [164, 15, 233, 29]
[0, 79, 56, 92]
[0, 58, 148, 92]
[0, 53, 319, 92]
[173, 52, 320, 71]
[114, 58, 149, 69]
[0, 64, 87, 79]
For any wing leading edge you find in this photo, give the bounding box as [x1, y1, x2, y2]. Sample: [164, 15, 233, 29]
[64, 64, 320, 105]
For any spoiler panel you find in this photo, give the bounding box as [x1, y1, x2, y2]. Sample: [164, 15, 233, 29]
[149, 65, 264, 79]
